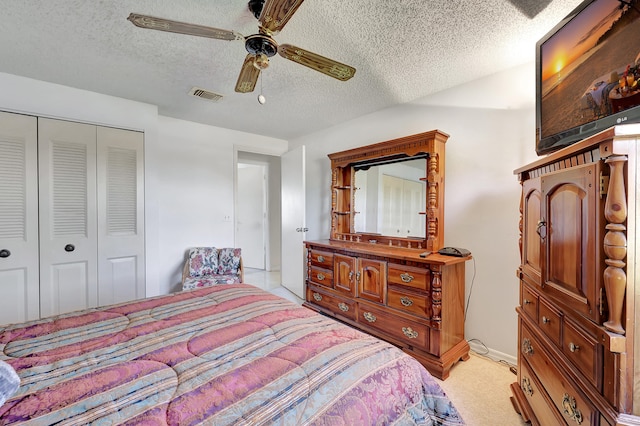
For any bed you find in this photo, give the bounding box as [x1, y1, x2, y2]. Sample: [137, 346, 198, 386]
[0, 284, 464, 425]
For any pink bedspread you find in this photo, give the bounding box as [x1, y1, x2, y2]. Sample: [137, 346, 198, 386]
[0, 284, 464, 425]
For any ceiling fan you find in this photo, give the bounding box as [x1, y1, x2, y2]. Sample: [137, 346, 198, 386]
[127, 0, 356, 94]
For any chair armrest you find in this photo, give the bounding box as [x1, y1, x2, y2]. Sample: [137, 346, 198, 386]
[182, 259, 190, 284]
[239, 257, 244, 283]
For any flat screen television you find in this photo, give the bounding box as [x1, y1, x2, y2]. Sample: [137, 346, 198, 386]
[536, 0, 640, 155]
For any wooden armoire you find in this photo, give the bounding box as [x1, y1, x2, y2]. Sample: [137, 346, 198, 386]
[511, 124, 640, 425]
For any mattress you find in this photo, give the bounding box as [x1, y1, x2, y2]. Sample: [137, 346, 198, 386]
[0, 284, 464, 425]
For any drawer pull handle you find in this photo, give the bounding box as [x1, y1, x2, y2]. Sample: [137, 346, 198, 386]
[317, 255, 325, 263]
[313, 293, 322, 302]
[317, 273, 325, 281]
[542, 316, 550, 324]
[338, 303, 349, 312]
[400, 297, 413, 307]
[348, 271, 354, 281]
[363, 312, 376, 323]
[562, 393, 583, 424]
[522, 338, 534, 355]
[569, 342, 580, 353]
[523, 299, 531, 305]
[0, 249, 10, 258]
[402, 327, 418, 339]
[400, 273, 414, 283]
[521, 377, 534, 397]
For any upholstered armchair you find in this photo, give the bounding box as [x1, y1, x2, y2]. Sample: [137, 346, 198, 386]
[182, 247, 243, 291]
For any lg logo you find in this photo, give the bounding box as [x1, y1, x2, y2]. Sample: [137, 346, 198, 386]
[617, 116, 628, 124]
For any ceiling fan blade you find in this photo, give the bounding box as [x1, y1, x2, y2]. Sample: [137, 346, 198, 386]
[127, 13, 244, 41]
[278, 44, 356, 81]
[258, 0, 305, 34]
[235, 55, 260, 93]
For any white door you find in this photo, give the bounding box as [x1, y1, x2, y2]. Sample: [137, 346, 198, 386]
[281, 146, 305, 299]
[237, 163, 266, 269]
[38, 118, 98, 317]
[0, 112, 40, 325]
[97, 126, 145, 305]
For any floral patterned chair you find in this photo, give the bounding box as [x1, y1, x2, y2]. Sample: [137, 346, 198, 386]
[182, 247, 243, 291]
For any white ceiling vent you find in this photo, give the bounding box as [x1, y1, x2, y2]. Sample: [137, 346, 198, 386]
[189, 87, 224, 102]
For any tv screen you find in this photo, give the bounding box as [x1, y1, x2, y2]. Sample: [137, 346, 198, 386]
[536, 0, 640, 155]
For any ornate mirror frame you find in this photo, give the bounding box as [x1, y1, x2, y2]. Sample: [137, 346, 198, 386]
[328, 130, 449, 251]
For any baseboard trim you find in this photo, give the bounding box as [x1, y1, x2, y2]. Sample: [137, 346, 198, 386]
[467, 339, 517, 367]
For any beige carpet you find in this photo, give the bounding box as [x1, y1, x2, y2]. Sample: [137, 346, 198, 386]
[435, 352, 527, 425]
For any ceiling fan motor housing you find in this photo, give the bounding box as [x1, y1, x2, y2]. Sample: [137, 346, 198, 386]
[245, 34, 278, 57]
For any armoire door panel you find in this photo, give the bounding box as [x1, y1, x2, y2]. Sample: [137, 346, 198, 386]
[0, 111, 40, 324]
[38, 118, 98, 317]
[96, 126, 145, 305]
[541, 163, 600, 322]
[521, 177, 542, 286]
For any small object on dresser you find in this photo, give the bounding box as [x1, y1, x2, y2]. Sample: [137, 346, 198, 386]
[419, 251, 431, 258]
[437, 247, 471, 257]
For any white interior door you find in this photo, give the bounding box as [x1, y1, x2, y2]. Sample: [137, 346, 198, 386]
[281, 146, 305, 299]
[237, 163, 266, 269]
[97, 126, 145, 305]
[38, 118, 98, 317]
[0, 112, 40, 325]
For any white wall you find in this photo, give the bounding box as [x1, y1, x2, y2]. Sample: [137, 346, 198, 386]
[289, 62, 540, 361]
[0, 72, 288, 297]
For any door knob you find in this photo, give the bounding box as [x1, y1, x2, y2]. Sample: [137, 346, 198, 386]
[0, 249, 10, 258]
[64, 244, 75, 252]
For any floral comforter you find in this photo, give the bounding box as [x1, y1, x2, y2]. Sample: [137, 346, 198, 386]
[0, 284, 464, 425]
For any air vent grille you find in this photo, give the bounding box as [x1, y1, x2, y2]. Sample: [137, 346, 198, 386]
[189, 87, 224, 102]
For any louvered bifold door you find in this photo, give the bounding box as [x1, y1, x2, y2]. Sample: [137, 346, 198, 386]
[0, 112, 39, 324]
[97, 126, 145, 305]
[38, 118, 98, 317]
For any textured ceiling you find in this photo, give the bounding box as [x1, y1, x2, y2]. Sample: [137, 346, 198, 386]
[0, 0, 584, 140]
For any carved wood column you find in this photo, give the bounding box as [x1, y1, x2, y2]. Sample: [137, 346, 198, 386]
[430, 266, 442, 329]
[603, 155, 628, 335]
[427, 154, 439, 251]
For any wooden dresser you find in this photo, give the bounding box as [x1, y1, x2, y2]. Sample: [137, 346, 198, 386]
[304, 240, 469, 380]
[511, 125, 640, 425]
[303, 131, 471, 380]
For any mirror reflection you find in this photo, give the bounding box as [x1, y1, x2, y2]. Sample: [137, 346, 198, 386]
[353, 158, 426, 238]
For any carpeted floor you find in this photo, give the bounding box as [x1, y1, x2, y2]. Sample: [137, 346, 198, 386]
[435, 352, 527, 425]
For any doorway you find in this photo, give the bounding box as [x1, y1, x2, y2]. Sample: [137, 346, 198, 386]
[236, 152, 281, 273]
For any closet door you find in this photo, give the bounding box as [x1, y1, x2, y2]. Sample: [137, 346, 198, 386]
[0, 112, 39, 324]
[97, 126, 145, 305]
[38, 118, 98, 317]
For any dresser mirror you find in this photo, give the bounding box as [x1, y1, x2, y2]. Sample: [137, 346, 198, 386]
[328, 130, 449, 251]
[353, 158, 426, 238]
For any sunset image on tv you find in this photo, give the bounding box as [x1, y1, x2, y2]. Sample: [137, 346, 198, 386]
[540, 0, 640, 140]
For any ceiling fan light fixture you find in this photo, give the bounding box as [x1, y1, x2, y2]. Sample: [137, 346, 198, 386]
[253, 53, 270, 70]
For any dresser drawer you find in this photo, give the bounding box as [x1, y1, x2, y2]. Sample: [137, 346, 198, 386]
[309, 266, 333, 288]
[562, 317, 600, 388]
[520, 321, 597, 425]
[358, 302, 429, 349]
[520, 283, 538, 322]
[388, 287, 430, 319]
[307, 284, 356, 321]
[309, 249, 334, 269]
[388, 264, 429, 291]
[538, 298, 561, 347]
[519, 359, 566, 426]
